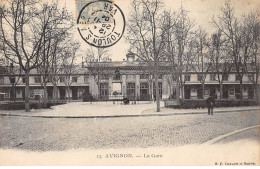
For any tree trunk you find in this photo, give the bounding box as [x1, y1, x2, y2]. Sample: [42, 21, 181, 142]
[155, 62, 160, 112]
[10, 84, 14, 102]
[179, 74, 184, 100]
[239, 79, 243, 103]
[67, 86, 70, 102]
[202, 82, 205, 99]
[53, 84, 58, 105]
[171, 65, 180, 104]
[13, 85, 16, 102]
[149, 81, 153, 102]
[25, 69, 30, 112]
[43, 80, 47, 108]
[219, 82, 223, 99]
[97, 81, 100, 100]
[176, 77, 180, 104]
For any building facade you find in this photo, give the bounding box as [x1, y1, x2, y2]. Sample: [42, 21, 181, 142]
[0, 53, 259, 102]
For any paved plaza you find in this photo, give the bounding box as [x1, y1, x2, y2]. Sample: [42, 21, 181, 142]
[0, 102, 259, 151]
[0, 101, 258, 118]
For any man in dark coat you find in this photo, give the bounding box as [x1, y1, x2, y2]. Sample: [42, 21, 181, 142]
[206, 95, 215, 115]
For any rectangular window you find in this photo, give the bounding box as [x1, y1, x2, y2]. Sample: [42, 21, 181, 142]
[34, 76, 41, 83]
[22, 77, 26, 83]
[127, 83, 135, 96]
[197, 74, 203, 81]
[184, 75, 190, 81]
[247, 74, 254, 81]
[204, 89, 209, 95]
[210, 74, 216, 81]
[84, 75, 89, 83]
[235, 75, 240, 81]
[229, 89, 235, 95]
[60, 77, 65, 83]
[153, 82, 162, 98]
[4, 91, 10, 98]
[0, 76, 4, 84]
[29, 90, 34, 98]
[72, 77, 77, 83]
[158, 74, 163, 79]
[222, 74, 229, 81]
[140, 74, 149, 79]
[46, 78, 51, 83]
[140, 83, 149, 89]
[140, 83, 149, 100]
[100, 83, 109, 99]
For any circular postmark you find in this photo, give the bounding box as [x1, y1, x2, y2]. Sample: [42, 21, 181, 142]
[77, 0, 125, 48]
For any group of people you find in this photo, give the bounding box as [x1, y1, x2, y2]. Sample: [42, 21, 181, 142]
[206, 95, 217, 115]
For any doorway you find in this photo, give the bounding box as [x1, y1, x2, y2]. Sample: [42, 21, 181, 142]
[197, 87, 203, 99]
[223, 87, 228, 99]
[140, 83, 149, 101]
[60, 87, 65, 100]
[235, 86, 241, 99]
[47, 87, 53, 99]
[210, 88, 216, 97]
[72, 87, 78, 100]
[184, 86, 191, 99]
[248, 86, 254, 99]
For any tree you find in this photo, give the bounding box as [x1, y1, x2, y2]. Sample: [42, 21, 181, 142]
[9, 64, 23, 102]
[47, 37, 68, 104]
[212, 2, 246, 102]
[191, 27, 211, 99]
[162, 10, 178, 100]
[84, 47, 111, 99]
[0, 0, 68, 111]
[139, 61, 155, 102]
[242, 12, 260, 102]
[164, 6, 195, 102]
[37, 2, 73, 107]
[61, 41, 80, 102]
[127, 0, 172, 112]
[209, 30, 232, 99]
[213, 2, 260, 102]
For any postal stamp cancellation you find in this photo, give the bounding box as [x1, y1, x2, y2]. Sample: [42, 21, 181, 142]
[77, 0, 125, 48]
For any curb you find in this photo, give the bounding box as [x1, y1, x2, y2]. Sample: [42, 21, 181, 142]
[203, 124, 260, 145]
[0, 108, 258, 119]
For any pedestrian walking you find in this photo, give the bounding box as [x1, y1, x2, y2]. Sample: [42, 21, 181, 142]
[206, 95, 215, 115]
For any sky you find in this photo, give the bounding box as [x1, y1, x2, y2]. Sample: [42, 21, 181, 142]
[69, 0, 258, 61]
[3, 0, 259, 63]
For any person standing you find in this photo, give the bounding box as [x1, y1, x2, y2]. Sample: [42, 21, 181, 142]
[206, 95, 215, 115]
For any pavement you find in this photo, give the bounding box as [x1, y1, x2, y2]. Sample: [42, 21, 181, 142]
[0, 101, 259, 118]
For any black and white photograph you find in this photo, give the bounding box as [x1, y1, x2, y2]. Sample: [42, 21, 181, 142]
[0, 0, 259, 166]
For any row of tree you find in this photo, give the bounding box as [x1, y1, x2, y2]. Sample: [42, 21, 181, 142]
[0, 0, 80, 111]
[1, 0, 259, 113]
[126, 0, 260, 112]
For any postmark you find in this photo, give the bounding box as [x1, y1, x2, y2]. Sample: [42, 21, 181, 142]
[77, 0, 125, 48]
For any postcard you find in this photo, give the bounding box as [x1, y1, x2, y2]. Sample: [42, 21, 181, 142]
[0, 0, 259, 166]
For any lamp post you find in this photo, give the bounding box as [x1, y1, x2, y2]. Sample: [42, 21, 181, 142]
[9, 62, 15, 102]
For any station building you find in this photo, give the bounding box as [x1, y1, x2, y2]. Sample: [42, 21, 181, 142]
[0, 53, 259, 102]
